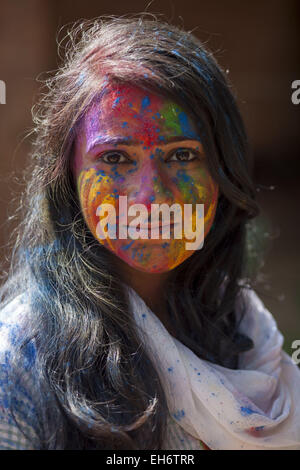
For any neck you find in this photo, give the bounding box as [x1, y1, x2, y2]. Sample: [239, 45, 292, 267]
[113, 256, 174, 330]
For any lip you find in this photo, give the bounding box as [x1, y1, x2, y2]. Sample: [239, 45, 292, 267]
[124, 223, 178, 230]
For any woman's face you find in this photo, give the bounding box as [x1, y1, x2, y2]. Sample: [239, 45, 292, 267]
[72, 83, 218, 273]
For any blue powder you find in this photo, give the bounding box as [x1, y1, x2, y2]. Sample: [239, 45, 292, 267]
[23, 341, 36, 372]
[141, 96, 150, 111]
[121, 240, 135, 251]
[178, 111, 199, 139]
[240, 406, 256, 416]
[96, 169, 106, 176]
[112, 97, 121, 108]
[173, 409, 185, 421]
[176, 169, 192, 183]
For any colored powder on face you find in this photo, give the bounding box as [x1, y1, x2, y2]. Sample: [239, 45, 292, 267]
[178, 111, 199, 139]
[176, 169, 191, 183]
[159, 103, 182, 135]
[112, 97, 121, 108]
[141, 95, 151, 111]
[121, 240, 135, 251]
[176, 170, 194, 199]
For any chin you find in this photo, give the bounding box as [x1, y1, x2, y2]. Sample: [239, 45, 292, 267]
[125, 261, 174, 274]
[119, 253, 189, 274]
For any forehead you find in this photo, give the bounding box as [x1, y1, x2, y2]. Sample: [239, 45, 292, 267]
[80, 83, 198, 145]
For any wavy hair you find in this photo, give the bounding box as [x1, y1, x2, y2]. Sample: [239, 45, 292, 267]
[0, 14, 260, 449]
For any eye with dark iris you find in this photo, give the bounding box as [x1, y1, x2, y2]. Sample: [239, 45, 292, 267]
[168, 148, 198, 162]
[101, 151, 129, 164]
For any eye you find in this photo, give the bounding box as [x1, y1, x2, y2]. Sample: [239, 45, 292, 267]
[99, 151, 131, 164]
[167, 148, 199, 163]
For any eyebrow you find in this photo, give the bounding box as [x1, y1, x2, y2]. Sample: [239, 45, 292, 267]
[87, 135, 201, 153]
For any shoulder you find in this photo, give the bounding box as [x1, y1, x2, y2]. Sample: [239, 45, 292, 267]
[236, 285, 281, 340]
[0, 292, 32, 349]
[236, 285, 285, 372]
[0, 293, 37, 381]
[0, 293, 42, 449]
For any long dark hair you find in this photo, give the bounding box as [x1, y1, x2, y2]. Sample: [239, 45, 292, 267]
[0, 14, 259, 449]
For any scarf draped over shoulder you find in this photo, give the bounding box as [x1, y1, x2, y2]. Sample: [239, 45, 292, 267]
[126, 285, 300, 450]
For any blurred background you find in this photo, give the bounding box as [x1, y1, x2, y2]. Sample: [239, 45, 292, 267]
[0, 0, 299, 356]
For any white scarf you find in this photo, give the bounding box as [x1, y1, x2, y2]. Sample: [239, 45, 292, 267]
[126, 285, 300, 450]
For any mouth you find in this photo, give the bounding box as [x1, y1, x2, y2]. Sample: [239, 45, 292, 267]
[139, 223, 176, 229]
[124, 222, 178, 230]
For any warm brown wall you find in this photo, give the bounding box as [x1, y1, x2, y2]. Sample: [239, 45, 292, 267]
[0, 0, 299, 351]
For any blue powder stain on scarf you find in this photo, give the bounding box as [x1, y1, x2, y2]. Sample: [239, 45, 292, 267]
[167, 367, 173, 373]
[23, 341, 37, 372]
[142, 313, 147, 319]
[122, 121, 128, 128]
[8, 324, 21, 346]
[173, 409, 185, 421]
[240, 406, 256, 416]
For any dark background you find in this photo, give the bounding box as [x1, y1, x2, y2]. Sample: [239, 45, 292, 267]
[0, 0, 299, 355]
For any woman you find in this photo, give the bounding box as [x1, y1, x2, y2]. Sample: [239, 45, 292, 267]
[0, 15, 299, 450]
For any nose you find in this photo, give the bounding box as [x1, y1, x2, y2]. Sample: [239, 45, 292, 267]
[127, 156, 173, 211]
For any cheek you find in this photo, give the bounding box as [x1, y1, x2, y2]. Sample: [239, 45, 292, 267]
[172, 169, 218, 206]
[193, 172, 218, 232]
[77, 168, 120, 239]
[171, 169, 218, 234]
